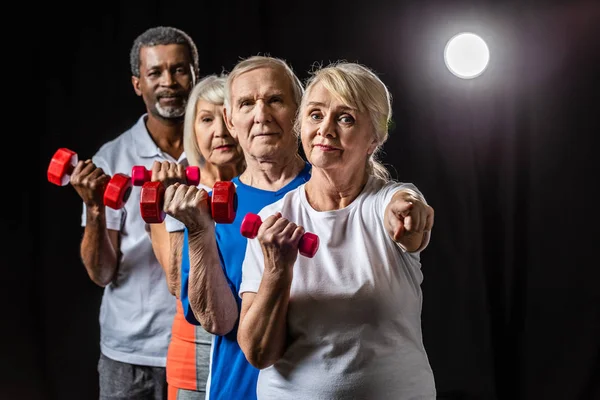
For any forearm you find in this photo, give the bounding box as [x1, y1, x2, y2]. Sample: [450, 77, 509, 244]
[187, 229, 238, 335]
[168, 232, 184, 298]
[239, 271, 292, 369]
[80, 206, 118, 287]
[149, 223, 175, 294]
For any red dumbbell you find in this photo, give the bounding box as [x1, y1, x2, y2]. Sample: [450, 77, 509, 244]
[240, 212, 320, 258]
[47, 148, 132, 210]
[140, 180, 237, 224]
[131, 165, 201, 187]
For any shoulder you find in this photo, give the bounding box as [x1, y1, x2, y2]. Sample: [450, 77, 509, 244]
[92, 120, 142, 169]
[257, 186, 302, 219]
[93, 125, 136, 160]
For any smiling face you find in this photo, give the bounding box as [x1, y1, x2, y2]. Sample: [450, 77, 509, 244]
[194, 99, 243, 167]
[224, 66, 299, 161]
[132, 44, 195, 120]
[300, 82, 378, 176]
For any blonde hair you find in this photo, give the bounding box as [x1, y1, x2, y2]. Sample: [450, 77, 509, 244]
[183, 74, 227, 167]
[223, 55, 304, 117]
[298, 62, 392, 181]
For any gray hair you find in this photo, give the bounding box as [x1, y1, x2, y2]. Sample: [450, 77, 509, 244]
[129, 26, 199, 80]
[183, 74, 228, 167]
[299, 62, 392, 181]
[223, 55, 304, 117]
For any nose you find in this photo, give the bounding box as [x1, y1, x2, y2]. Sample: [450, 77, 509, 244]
[317, 115, 337, 138]
[214, 117, 230, 138]
[159, 70, 176, 87]
[254, 100, 272, 125]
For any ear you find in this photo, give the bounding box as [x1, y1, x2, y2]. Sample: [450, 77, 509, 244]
[131, 76, 142, 97]
[223, 106, 237, 139]
[367, 138, 378, 155]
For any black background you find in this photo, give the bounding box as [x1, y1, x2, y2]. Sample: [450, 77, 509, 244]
[6, 0, 599, 399]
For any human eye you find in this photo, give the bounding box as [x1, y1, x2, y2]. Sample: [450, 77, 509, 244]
[309, 110, 323, 121]
[239, 99, 253, 108]
[339, 114, 355, 124]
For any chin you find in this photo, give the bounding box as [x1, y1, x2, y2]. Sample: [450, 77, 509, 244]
[155, 104, 186, 119]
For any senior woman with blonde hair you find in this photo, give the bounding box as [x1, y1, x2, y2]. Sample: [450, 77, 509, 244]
[148, 73, 245, 399]
[238, 62, 436, 400]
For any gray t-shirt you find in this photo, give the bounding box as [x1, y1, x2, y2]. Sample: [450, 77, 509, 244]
[82, 114, 183, 367]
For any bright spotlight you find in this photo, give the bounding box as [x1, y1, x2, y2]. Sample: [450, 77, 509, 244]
[444, 32, 490, 79]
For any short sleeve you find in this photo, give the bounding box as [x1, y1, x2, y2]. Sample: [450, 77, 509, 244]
[239, 234, 265, 297]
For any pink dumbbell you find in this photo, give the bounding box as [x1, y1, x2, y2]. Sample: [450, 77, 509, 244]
[240, 212, 319, 258]
[131, 165, 200, 187]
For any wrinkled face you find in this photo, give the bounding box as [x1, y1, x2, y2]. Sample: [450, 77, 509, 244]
[194, 99, 243, 167]
[300, 82, 378, 175]
[132, 44, 195, 119]
[224, 67, 298, 161]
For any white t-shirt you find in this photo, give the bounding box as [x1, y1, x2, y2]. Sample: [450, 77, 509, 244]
[240, 176, 436, 400]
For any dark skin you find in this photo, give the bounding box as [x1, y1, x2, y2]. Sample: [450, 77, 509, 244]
[75, 43, 196, 286]
[132, 43, 196, 160]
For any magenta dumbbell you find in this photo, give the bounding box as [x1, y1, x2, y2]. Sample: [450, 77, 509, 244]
[131, 165, 200, 187]
[240, 212, 319, 258]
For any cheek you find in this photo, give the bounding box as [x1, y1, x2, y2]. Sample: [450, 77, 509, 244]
[300, 127, 314, 153]
[195, 128, 212, 155]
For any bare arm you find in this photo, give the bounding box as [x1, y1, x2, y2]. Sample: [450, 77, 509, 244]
[80, 205, 119, 287]
[384, 189, 434, 252]
[238, 270, 292, 369]
[237, 213, 300, 369]
[149, 223, 184, 296]
[163, 182, 239, 335]
[148, 160, 191, 295]
[71, 160, 119, 287]
[169, 231, 184, 298]
[187, 227, 238, 335]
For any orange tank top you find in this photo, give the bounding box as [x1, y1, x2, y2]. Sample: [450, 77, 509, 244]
[166, 299, 212, 390]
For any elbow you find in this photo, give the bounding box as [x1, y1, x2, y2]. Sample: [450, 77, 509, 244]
[247, 354, 275, 370]
[241, 342, 276, 369]
[195, 313, 235, 336]
[238, 329, 278, 369]
[166, 277, 179, 298]
[90, 274, 112, 288]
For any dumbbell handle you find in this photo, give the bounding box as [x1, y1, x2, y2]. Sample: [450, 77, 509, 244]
[240, 212, 319, 258]
[140, 180, 237, 224]
[140, 182, 202, 224]
[131, 165, 200, 187]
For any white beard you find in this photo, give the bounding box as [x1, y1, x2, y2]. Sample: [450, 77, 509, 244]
[155, 99, 187, 118]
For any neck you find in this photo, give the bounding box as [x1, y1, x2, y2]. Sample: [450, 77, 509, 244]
[305, 165, 369, 211]
[240, 151, 306, 191]
[145, 114, 184, 160]
[200, 158, 245, 187]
